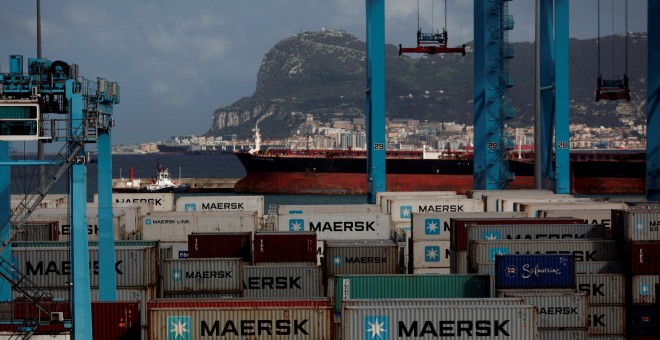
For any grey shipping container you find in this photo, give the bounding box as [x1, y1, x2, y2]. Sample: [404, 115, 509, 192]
[576, 274, 625, 305]
[343, 305, 538, 339]
[467, 223, 607, 243]
[587, 305, 625, 335]
[243, 265, 323, 298]
[162, 258, 242, 293]
[631, 275, 658, 304]
[324, 240, 399, 277]
[470, 240, 619, 271]
[537, 329, 588, 340]
[614, 209, 660, 241]
[497, 291, 589, 329]
[11, 246, 157, 288]
[277, 204, 381, 215]
[341, 297, 525, 313]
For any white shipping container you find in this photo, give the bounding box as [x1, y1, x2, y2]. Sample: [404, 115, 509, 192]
[175, 195, 264, 217]
[27, 209, 126, 241]
[499, 196, 579, 213]
[277, 213, 391, 240]
[380, 194, 462, 215]
[540, 209, 614, 229]
[343, 305, 538, 339]
[521, 202, 628, 218]
[388, 198, 484, 223]
[141, 211, 258, 242]
[411, 240, 451, 268]
[480, 191, 568, 212]
[411, 211, 526, 241]
[162, 258, 243, 293]
[497, 291, 589, 329]
[376, 191, 457, 209]
[277, 204, 380, 215]
[100, 192, 174, 212]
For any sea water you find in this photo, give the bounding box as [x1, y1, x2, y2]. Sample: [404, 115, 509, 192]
[9, 153, 368, 206]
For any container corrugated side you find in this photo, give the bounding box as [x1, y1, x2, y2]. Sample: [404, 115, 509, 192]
[540, 209, 614, 229]
[376, 191, 458, 206]
[411, 212, 526, 241]
[631, 275, 658, 304]
[341, 297, 525, 312]
[11, 246, 157, 287]
[468, 223, 606, 243]
[537, 329, 588, 339]
[588, 305, 625, 335]
[253, 232, 317, 263]
[495, 254, 576, 289]
[412, 267, 451, 274]
[243, 265, 323, 298]
[577, 274, 625, 305]
[480, 191, 569, 212]
[91, 301, 141, 340]
[452, 217, 584, 251]
[142, 211, 258, 242]
[277, 213, 391, 240]
[628, 243, 660, 274]
[162, 258, 242, 293]
[334, 274, 490, 313]
[410, 240, 451, 268]
[102, 192, 174, 212]
[175, 195, 264, 217]
[342, 305, 538, 339]
[388, 197, 485, 223]
[187, 232, 251, 260]
[27, 211, 126, 242]
[148, 304, 332, 339]
[470, 239, 618, 271]
[12, 221, 58, 241]
[497, 291, 588, 329]
[277, 204, 380, 215]
[616, 209, 660, 241]
[521, 202, 627, 218]
[324, 240, 399, 276]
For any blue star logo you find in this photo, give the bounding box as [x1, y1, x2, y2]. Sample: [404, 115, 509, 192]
[424, 218, 441, 235]
[145, 218, 152, 225]
[490, 247, 509, 262]
[364, 315, 389, 339]
[168, 315, 191, 340]
[482, 230, 501, 240]
[425, 246, 441, 262]
[400, 206, 413, 219]
[332, 256, 343, 266]
[640, 283, 651, 296]
[184, 203, 196, 212]
[289, 218, 304, 231]
[172, 269, 183, 282]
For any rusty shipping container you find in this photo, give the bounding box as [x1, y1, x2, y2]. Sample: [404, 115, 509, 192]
[187, 232, 251, 261]
[91, 301, 141, 340]
[253, 232, 317, 264]
[497, 291, 589, 329]
[588, 305, 625, 335]
[324, 240, 399, 277]
[11, 246, 158, 288]
[342, 305, 538, 339]
[451, 217, 585, 251]
[162, 258, 242, 293]
[631, 275, 658, 304]
[243, 264, 323, 298]
[470, 239, 619, 271]
[148, 299, 332, 340]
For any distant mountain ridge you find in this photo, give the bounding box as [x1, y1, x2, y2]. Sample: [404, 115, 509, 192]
[207, 30, 647, 140]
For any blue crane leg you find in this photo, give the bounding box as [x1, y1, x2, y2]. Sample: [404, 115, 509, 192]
[555, 0, 570, 194]
[0, 142, 10, 301]
[540, 0, 556, 186]
[97, 130, 117, 300]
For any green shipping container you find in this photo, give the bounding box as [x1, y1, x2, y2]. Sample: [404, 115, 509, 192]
[334, 274, 490, 313]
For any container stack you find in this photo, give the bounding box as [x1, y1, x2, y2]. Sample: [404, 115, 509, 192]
[494, 254, 590, 339]
[613, 206, 660, 338]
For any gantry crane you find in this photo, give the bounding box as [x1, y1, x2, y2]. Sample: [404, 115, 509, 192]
[0, 55, 119, 339]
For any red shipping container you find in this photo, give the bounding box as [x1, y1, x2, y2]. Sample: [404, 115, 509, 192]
[188, 232, 252, 261]
[629, 243, 660, 275]
[451, 217, 584, 251]
[253, 231, 317, 263]
[92, 301, 141, 340]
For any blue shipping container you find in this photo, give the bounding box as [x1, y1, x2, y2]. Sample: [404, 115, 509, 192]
[628, 304, 657, 336]
[495, 254, 575, 289]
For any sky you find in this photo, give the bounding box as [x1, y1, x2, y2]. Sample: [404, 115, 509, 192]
[0, 1, 648, 145]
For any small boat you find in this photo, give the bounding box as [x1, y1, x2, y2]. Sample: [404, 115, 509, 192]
[113, 161, 191, 193]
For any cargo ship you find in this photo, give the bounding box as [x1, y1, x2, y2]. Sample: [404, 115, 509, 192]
[233, 127, 646, 195]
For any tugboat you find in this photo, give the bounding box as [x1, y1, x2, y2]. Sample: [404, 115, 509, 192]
[113, 160, 191, 193]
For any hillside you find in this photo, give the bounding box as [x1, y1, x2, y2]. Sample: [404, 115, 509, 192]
[207, 30, 647, 139]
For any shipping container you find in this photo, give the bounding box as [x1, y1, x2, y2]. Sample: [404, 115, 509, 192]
[495, 254, 576, 289]
[324, 240, 399, 276]
[479, 191, 570, 212]
[91, 301, 142, 340]
[161, 241, 188, 259]
[11, 246, 158, 287]
[587, 336, 625, 340]
[628, 304, 656, 336]
[468, 223, 606, 243]
[410, 240, 451, 269]
[451, 217, 585, 251]
[388, 197, 484, 223]
[277, 203, 380, 215]
[243, 264, 323, 298]
[277, 213, 391, 240]
[341, 297, 525, 311]
[452, 250, 468, 274]
[175, 195, 264, 217]
[148, 299, 332, 340]
[631, 275, 658, 304]
[141, 211, 258, 242]
[628, 243, 660, 274]
[470, 239, 619, 271]
[576, 274, 625, 305]
[87, 204, 144, 236]
[521, 202, 627, 218]
[11, 221, 58, 241]
[537, 329, 588, 340]
[412, 267, 451, 274]
[334, 274, 490, 313]
[613, 209, 660, 241]
[375, 191, 458, 208]
[253, 232, 317, 264]
[477, 261, 621, 276]
[162, 258, 242, 293]
[99, 192, 174, 212]
[162, 292, 241, 299]
[187, 232, 251, 261]
[497, 291, 588, 329]
[540, 209, 614, 228]
[500, 197, 584, 213]
[343, 305, 538, 340]
[27, 209, 126, 241]
[410, 211, 526, 241]
[587, 305, 625, 335]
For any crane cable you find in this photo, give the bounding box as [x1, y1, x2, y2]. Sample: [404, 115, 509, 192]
[597, 0, 629, 79]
